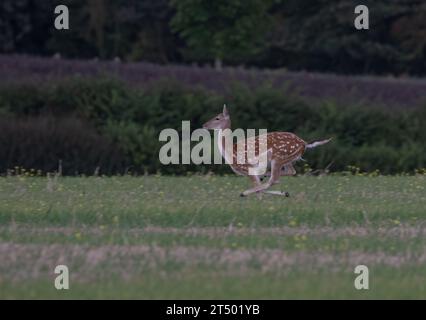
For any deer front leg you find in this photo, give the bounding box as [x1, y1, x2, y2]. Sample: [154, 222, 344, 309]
[248, 174, 264, 199]
[241, 160, 281, 197]
[249, 174, 261, 187]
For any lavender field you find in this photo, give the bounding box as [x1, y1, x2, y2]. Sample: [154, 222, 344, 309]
[2, 54, 426, 108]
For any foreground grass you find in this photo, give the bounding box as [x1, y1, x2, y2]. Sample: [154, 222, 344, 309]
[0, 175, 425, 299]
[3, 268, 426, 299]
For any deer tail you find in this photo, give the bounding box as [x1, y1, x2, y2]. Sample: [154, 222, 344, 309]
[305, 138, 332, 149]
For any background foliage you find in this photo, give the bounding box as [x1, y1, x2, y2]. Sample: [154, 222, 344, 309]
[0, 76, 425, 175]
[1, 0, 426, 75]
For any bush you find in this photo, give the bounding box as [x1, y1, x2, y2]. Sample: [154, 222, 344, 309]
[0, 77, 425, 175]
[0, 116, 129, 175]
[0, 84, 46, 115]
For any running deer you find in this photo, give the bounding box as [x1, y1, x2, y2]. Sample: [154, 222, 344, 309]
[202, 105, 332, 197]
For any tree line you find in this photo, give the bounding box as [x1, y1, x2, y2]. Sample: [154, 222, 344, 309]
[1, 0, 425, 75]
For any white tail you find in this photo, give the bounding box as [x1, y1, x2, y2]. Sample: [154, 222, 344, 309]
[203, 105, 332, 197]
[306, 138, 332, 149]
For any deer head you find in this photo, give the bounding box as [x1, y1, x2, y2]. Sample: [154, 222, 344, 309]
[202, 105, 231, 130]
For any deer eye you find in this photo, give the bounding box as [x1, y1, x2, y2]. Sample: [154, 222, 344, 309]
[215, 117, 220, 120]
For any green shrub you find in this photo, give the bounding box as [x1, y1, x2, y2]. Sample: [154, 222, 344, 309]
[0, 116, 129, 175]
[0, 84, 46, 115]
[0, 77, 424, 175]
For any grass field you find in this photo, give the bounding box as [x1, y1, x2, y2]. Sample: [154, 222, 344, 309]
[0, 174, 426, 299]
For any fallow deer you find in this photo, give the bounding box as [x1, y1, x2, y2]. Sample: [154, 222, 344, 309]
[202, 105, 331, 197]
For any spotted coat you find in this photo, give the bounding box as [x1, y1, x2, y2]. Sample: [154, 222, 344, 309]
[220, 132, 306, 176]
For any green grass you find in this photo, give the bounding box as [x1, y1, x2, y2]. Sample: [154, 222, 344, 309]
[0, 175, 425, 299]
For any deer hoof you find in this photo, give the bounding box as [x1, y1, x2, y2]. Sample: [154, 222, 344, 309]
[240, 193, 246, 197]
[284, 192, 290, 197]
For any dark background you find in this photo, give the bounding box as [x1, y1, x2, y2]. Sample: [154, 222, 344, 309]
[2, 0, 426, 75]
[0, 0, 425, 175]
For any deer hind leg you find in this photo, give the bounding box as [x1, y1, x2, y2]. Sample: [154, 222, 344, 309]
[262, 162, 294, 196]
[260, 162, 296, 182]
[262, 190, 290, 196]
[241, 160, 281, 197]
[254, 163, 291, 197]
[261, 163, 291, 196]
[282, 163, 296, 176]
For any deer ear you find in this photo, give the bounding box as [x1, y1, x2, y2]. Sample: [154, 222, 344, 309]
[223, 104, 229, 116]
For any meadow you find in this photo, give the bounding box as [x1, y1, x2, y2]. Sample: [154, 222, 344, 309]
[1, 174, 426, 299]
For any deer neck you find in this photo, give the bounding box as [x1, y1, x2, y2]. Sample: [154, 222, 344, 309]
[217, 127, 233, 164]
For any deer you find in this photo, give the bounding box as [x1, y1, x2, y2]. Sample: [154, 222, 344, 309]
[202, 105, 331, 197]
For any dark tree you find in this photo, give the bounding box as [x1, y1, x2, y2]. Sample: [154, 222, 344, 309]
[170, 0, 272, 69]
